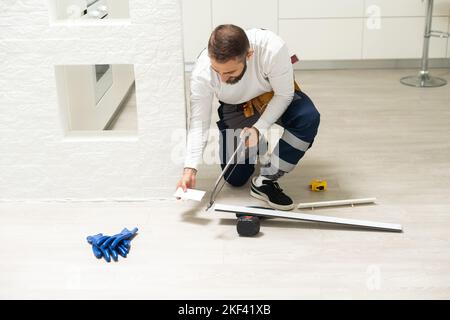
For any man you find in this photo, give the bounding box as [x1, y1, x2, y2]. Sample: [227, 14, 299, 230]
[176, 24, 320, 210]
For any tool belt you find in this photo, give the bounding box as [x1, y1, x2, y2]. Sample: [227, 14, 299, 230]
[242, 80, 301, 118]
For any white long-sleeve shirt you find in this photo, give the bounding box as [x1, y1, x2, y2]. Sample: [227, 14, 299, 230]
[185, 28, 295, 169]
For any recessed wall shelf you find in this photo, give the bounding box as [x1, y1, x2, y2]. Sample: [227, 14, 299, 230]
[48, 0, 130, 24]
[54, 64, 137, 133]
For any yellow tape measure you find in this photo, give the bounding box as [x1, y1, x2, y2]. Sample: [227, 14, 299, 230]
[310, 179, 327, 192]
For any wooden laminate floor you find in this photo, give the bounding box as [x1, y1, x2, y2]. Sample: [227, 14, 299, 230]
[1, 68, 449, 299]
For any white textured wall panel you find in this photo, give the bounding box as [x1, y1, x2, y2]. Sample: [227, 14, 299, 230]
[279, 19, 363, 60]
[0, 0, 186, 201]
[0, 0, 49, 25]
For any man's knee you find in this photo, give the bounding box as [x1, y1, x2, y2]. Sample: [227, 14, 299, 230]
[222, 165, 255, 187]
[282, 108, 320, 150]
[225, 176, 249, 187]
[283, 94, 320, 133]
[293, 107, 320, 130]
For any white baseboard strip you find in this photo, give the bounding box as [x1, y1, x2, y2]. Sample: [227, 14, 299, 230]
[297, 198, 377, 209]
[213, 203, 402, 232]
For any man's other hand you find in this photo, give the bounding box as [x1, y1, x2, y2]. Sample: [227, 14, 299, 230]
[175, 168, 197, 199]
[241, 126, 259, 148]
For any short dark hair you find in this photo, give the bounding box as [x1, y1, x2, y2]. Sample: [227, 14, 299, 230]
[208, 24, 250, 63]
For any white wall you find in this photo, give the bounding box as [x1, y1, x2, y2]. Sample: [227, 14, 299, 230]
[182, 0, 450, 63]
[0, 0, 186, 201]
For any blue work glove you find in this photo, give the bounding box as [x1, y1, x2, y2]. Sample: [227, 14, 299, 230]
[99, 227, 138, 260]
[87, 227, 138, 262]
[86, 233, 113, 262]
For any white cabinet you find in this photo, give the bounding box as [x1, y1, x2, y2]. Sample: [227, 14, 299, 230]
[212, 0, 278, 33]
[448, 23, 450, 57]
[182, 0, 278, 63]
[279, 0, 364, 18]
[280, 19, 363, 60]
[435, 0, 450, 16]
[364, 0, 450, 17]
[363, 17, 449, 59]
[181, 0, 450, 62]
[182, 0, 212, 63]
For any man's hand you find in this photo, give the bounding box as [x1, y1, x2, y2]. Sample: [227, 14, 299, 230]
[175, 167, 197, 199]
[241, 127, 259, 148]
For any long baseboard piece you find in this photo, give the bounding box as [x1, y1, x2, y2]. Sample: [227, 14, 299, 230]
[213, 203, 402, 232]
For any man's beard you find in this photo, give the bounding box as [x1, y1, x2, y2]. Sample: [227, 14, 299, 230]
[225, 62, 247, 85]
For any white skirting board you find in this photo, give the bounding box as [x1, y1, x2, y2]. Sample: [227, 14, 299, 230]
[213, 204, 403, 232]
[297, 198, 377, 209]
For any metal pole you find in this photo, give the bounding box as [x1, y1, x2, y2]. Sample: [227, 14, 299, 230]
[400, 0, 447, 87]
[420, 0, 433, 74]
[206, 139, 245, 211]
